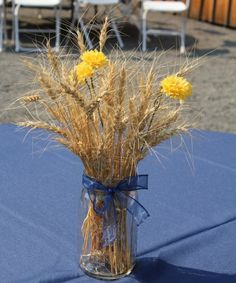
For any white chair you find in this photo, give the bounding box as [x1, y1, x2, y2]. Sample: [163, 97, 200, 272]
[72, 0, 124, 49]
[13, 0, 62, 52]
[142, 0, 191, 53]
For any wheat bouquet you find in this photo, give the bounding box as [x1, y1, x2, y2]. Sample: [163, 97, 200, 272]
[17, 19, 195, 280]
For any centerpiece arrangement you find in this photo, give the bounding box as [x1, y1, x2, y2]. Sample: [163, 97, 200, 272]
[17, 19, 194, 280]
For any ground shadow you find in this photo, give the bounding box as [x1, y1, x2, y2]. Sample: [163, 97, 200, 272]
[113, 24, 197, 53]
[4, 19, 197, 54]
[4, 18, 233, 58]
[131, 258, 236, 283]
[224, 40, 236, 48]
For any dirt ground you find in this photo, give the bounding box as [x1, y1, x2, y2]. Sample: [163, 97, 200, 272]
[0, 6, 236, 133]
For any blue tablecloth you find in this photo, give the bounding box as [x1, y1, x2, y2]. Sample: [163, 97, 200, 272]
[0, 124, 236, 283]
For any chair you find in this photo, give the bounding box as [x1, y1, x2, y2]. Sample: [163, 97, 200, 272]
[0, 0, 5, 52]
[72, 0, 124, 49]
[13, 0, 62, 52]
[142, 0, 191, 53]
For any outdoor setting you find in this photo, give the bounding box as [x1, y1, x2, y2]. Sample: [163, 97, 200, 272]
[0, 0, 236, 282]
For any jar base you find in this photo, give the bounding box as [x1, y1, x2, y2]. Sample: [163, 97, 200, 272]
[80, 256, 135, 280]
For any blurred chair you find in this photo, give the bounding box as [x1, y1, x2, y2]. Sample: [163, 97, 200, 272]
[142, 0, 191, 53]
[13, 0, 62, 52]
[72, 0, 124, 49]
[0, 0, 6, 52]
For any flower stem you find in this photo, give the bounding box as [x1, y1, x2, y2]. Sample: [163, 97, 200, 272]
[85, 79, 93, 98]
[90, 78, 104, 129]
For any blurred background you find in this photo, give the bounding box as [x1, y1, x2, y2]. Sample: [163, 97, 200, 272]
[0, 0, 236, 132]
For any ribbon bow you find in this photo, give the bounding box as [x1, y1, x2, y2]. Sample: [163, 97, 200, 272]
[82, 174, 150, 247]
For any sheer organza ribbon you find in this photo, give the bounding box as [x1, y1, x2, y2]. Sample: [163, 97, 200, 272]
[82, 174, 150, 247]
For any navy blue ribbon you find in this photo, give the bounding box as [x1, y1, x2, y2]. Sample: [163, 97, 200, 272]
[82, 174, 150, 247]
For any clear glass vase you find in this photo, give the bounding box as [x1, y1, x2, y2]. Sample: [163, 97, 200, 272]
[79, 187, 137, 280]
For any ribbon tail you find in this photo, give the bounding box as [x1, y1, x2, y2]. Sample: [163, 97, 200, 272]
[118, 192, 150, 225]
[102, 197, 117, 247]
[118, 174, 149, 191]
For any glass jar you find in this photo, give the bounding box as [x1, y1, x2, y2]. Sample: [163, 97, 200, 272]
[79, 187, 137, 280]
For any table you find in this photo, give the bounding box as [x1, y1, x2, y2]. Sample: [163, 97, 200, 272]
[0, 124, 236, 283]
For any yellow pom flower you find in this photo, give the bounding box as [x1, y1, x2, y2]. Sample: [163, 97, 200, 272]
[76, 62, 94, 83]
[80, 50, 108, 69]
[161, 75, 192, 102]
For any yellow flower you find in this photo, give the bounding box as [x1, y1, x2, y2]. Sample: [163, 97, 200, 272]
[76, 62, 94, 83]
[80, 50, 108, 69]
[161, 75, 192, 102]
